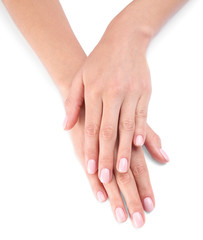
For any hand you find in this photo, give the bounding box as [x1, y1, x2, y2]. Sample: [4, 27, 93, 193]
[64, 7, 153, 183]
[70, 103, 169, 227]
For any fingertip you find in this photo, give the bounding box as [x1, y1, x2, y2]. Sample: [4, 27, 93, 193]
[63, 108, 80, 130]
[63, 116, 77, 130]
[153, 147, 170, 164]
[99, 168, 112, 184]
[159, 148, 170, 162]
[96, 190, 107, 202]
[149, 149, 169, 164]
[87, 159, 97, 175]
[143, 197, 155, 213]
[115, 207, 127, 223]
[117, 158, 128, 173]
[132, 212, 145, 228]
[63, 115, 69, 130]
[134, 134, 144, 147]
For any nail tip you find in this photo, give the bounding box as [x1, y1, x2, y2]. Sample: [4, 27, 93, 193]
[160, 148, 170, 162]
[118, 158, 128, 172]
[97, 191, 106, 202]
[115, 208, 126, 223]
[135, 135, 144, 146]
[100, 168, 110, 184]
[143, 197, 154, 212]
[118, 169, 128, 173]
[87, 159, 97, 174]
[132, 212, 144, 228]
[63, 115, 68, 129]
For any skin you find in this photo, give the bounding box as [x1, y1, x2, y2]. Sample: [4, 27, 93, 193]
[2, 0, 175, 228]
[70, 103, 168, 226]
[64, 0, 188, 183]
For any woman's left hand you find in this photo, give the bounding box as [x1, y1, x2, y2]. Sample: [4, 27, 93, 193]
[70, 102, 168, 227]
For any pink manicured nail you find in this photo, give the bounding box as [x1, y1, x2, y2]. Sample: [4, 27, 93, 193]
[118, 158, 128, 173]
[160, 148, 170, 162]
[143, 197, 154, 212]
[63, 115, 68, 129]
[87, 159, 96, 174]
[100, 168, 110, 184]
[115, 208, 126, 223]
[135, 135, 144, 146]
[132, 212, 144, 228]
[97, 191, 105, 202]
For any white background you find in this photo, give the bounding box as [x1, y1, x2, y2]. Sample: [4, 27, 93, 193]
[0, 0, 202, 239]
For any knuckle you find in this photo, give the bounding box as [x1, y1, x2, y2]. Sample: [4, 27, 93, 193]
[148, 130, 161, 143]
[135, 108, 147, 119]
[85, 123, 99, 137]
[86, 83, 102, 98]
[99, 156, 113, 165]
[75, 96, 84, 109]
[100, 124, 115, 140]
[120, 119, 134, 132]
[85, 147, 96, 157]
[119, 148, 131, 157]
[129, 85, 141, 95]
[153, 133, 161, 143]
[132, 163, 147, 178]
[65, 95, 83, 109]
[110, 85, 124, 99]
[93, 88, 102, 98]
[116, 172, 131, 185]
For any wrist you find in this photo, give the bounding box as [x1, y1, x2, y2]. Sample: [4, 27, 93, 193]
[103, 2, 154, 53]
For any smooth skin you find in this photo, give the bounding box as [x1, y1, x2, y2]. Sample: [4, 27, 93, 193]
[71, 104, 169, 227]
[64, 0, 187, 183]
[3, 0, 170, 228]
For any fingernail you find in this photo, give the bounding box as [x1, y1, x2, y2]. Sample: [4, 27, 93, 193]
[97, 191, 105, 202]
[160, 148, 170, 162]
[87, 159, 96, 174]
[100, 168, 110, 184]
[63, 115, 68, 129]
[115, 207, 126, 223]
[143, 197, 154, 212]
[118, 158, 128, 173]
[135, 135, 144, 146]
[132, 212, 144, 228]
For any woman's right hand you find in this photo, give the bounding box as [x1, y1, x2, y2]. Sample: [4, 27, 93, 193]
[70, 104, 169, 228]
[64, 5, 153, 184]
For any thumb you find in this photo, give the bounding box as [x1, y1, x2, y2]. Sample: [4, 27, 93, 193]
[145, 124, 170, 163]
[63, 70, 84, 130]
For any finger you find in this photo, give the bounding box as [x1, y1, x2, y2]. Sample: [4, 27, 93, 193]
[115, 169, 145, 228]
[85, 170, 108, 202]
[84, 93, 102, 174]
[98, 99, 121, 184]
[145, 124, 170, 163]
[77, 150, 108, 202]
[82, 145, 127, 222]
[116, 96, 137, 173]
[131, 145, 155, 213]
[133, 94, 150, 147]
[64, 70, 84, 130]
[103, 175, 128, 223]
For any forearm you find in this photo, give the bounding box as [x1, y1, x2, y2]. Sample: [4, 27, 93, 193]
[104, 0, 188, 50]
[2, 0, 86, 98]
